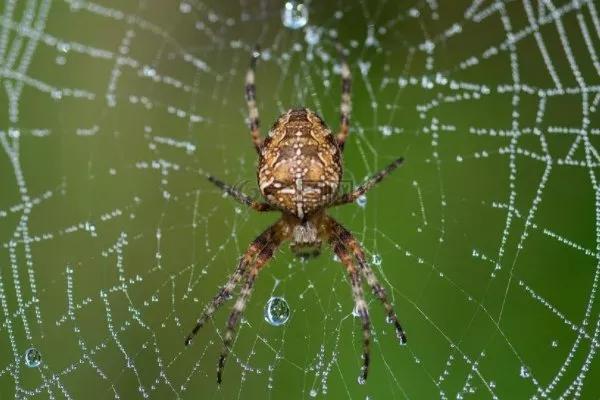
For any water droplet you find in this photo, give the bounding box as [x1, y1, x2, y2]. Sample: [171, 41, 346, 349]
[396, 328, 408, 344]
[519, 365, 530, 378]
[552, 340, 558, 348]
[371, 254, 382, 266]
[56, 42, 70, 53]
[179, 2, 191, 13]
[309, 389, 317, 397]
[356, 195, 367, 208]
[69, 1, 82, 11]
[380, 125, 393, 136]
[282, 1, 308, 30]
[142, 65, 156, 77]
[24, 348, 42, 368]
[357, 374, 366, 385]
[264, 297, 290, 326]
[305, 26, 320, 45]
[352, 305, 360, 317]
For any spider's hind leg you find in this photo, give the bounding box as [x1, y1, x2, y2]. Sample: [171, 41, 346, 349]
[184, 222, 279, 346]
[329, 234, 371, 383]
[217, 227, 286, 383]
[328, 216, 407, 344]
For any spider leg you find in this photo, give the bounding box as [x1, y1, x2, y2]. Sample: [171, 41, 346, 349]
[336, 53, 352, 150]
[184, 222, 279, 346]
[205, 173, 274, 212]
[245, 47, 262, 153]
[330, 237, 371, 383]
[328, 216, 407, 344]
[217, 222, 287, 384]
[332, 157, 404, 207]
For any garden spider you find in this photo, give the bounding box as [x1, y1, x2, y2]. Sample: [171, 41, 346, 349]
[185, 48, 407, 384]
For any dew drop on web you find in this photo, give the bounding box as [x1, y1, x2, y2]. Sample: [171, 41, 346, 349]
[305, 26, 320, 45]
[24, 347, 42, 368]
[282, 1, 308, 30]
[264, 296, 290, 326]
[179, 2, 191, 13]
[356, 194, 367, 208]
[371, 253, 382, 266]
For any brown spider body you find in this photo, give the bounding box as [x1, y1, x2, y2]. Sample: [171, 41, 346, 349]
[258, 108, 342, 219]
[186, 50, 407, 385]
[258, 108, 342, 257]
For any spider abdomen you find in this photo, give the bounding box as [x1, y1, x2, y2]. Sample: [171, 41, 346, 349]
[258, 108, 342, 219]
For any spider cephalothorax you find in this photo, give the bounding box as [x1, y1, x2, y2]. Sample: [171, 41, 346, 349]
[185, 49, 406, 385]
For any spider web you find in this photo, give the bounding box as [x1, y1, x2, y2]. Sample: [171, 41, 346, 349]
[1, 0, 600, 398]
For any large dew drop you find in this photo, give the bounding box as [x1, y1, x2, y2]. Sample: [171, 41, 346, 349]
[371, 253, 382, 266]
[356, 194, 367, 208]
[24, 347, 42, 368]
[264, 296, 291, 326]
[282, 1, 308, 30]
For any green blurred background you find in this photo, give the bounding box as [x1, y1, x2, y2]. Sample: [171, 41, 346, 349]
[1, 0, 600, 398]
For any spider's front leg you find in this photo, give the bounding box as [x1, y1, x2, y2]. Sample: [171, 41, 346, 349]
[204, 173, 274, 212]
[336, 53, 352, 150]
[245, 47, 262, 153]
[332, 157, 404, 207]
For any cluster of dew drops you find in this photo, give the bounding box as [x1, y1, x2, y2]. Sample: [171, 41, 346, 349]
[277, 1, 554, 389]
[177, 0, 310, 30]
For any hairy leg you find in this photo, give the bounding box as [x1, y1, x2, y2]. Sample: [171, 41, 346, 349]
[184, 221, 280, 346]
[327, 216, 407, 344]
[217, 234, 284, 383]
[330, 237, 371, 383]
[205, 173, 274, 212]
[332, 157, 404, 207]
[245, 47, 262, 152]
[336, 54, 352, 150]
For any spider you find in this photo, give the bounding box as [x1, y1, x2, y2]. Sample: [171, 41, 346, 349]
[185, 48, 407, 384]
